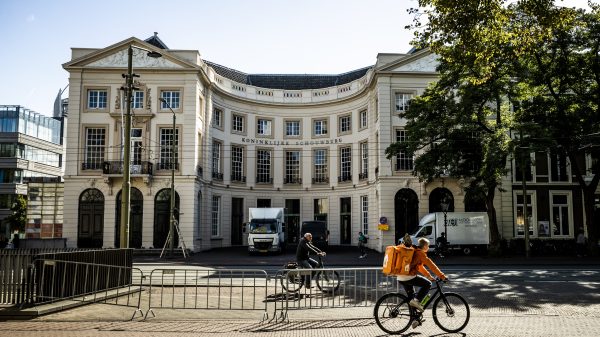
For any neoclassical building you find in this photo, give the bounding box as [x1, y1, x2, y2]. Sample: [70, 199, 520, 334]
[62, 34, 517, 252]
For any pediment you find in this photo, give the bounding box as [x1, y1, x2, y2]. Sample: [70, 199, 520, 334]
[380, 50, 439, 73]
[87, 48, 184, 68]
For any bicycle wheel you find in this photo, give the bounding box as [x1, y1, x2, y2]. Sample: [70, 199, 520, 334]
[432, 292, 470, 333]
[315, 270, 340, 293]
[280, 270, 304, 293]
[373, 293, 413, 334]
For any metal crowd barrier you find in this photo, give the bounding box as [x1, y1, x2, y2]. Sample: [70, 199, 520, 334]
[273, 267, 400, 322]
[33, 259, 145, 320]
[145, 268, 270, 320]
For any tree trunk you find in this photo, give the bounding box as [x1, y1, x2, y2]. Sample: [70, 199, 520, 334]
[486, 184, 502, 255]
[583, 187, 598, 256]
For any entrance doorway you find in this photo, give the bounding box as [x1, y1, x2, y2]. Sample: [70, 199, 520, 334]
[394, 189, 419, 244]
[115, 187, 144, 248]
[78, 188, 104, 248]
[231, 197, 244, 245]
[429, 188, 454, 213]
[340, 197, 351, 244]
[153, 188, 180, 249]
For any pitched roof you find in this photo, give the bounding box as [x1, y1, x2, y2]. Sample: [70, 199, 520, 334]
[144, 32, 168, 49]
[205, 61, 371, 90]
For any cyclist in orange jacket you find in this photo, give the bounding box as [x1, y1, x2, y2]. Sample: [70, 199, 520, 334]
[397, 236, 447, 313]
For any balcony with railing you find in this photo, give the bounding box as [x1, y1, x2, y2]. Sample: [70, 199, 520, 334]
[212, 171, 223, 180]
[312, 176, 329, 184]
[102, 161, 153, 175]
[256, 176, 273, 184]
[284, 177, 302, 184]
[359, 172, 368, 180]
[338, 174, 352, 183]
[231, 174, 246, 183]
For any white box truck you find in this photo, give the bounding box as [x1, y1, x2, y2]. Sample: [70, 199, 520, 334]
[246, 208, 285, 254]
[410, 212, 489, 255]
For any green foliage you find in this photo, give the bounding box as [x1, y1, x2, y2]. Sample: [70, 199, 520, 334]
[5, 195, 27, 232]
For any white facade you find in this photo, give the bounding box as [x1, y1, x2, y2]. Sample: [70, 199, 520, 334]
[62, 36, 512, 252]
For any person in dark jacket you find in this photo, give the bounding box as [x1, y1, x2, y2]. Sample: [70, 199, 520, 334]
[296, 233, 325, 287]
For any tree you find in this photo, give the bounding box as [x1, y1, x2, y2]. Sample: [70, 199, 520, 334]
[5, 195, 27, 233]
[387, 0, 518, 254]
[515, 1, 600, 254]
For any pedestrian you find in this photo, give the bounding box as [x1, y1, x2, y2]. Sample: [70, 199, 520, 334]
[11, 232, 20, 249]
[576, 228, 586, 257]
[436, 232, 448, 257]
[358, 232, 368, 258]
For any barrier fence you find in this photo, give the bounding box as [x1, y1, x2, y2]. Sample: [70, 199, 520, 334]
[3, 258, 403, 323]
[145, 268, 269, 320]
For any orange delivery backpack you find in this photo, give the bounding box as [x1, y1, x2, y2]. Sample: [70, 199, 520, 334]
[382, 245, 415, 276]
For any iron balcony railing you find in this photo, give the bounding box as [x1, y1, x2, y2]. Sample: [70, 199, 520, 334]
[231, 174, 246, 182]
[359, 172, 368, 180]
[102, 161, 153, 175]
[256, 176, 273, 184]
[338, 174, 352, 182]
[284, 177, 302, 184]
[312, 176, 329, 184]
[212, 172, 223, 180]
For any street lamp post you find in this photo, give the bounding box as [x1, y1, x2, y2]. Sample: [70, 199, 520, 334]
[440, 195, 450, 255]
[119, 45, 161, 249]
[159, 98, 177, 257]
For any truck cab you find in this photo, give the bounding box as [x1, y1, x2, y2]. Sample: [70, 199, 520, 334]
[246, 208, 285, 254]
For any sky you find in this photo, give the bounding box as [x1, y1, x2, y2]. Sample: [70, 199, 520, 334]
[0, 0, 593, 116]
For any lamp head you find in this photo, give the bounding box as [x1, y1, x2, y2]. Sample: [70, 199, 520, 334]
[159, 98, 166, 103]
[147, 51, 162, 58]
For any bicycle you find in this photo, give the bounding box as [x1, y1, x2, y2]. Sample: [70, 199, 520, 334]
[280, 254, 340, 293]
[374, 278, 470, 334]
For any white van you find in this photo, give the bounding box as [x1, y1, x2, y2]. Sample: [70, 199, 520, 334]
[246, 208, 285, 254]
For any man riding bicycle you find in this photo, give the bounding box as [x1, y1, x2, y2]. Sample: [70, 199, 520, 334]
[398, 235, 447, 315]
[296, 232, 326, 287]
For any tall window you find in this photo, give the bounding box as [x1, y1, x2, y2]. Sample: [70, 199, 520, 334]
[131, 91, 144, 109]
[257, 119, 272, 136]
[550, 152, 568, 182]
[515, 194, 533, 237]
[285, 151, 301, 184]
[84, 128, 105, 169]
[314, 119, 328, 136]
[361, 195, 369, 235]
[286, 121, 300, 136]
[395, 130, 413, 171]
[395, 93, 412, 113]
[313, 149, 328, 183]
[159, 128, 179, 170]
[339, 115, 351, 133]
[160, 90, 180, 109]
[87, 90, 107, 109]
[211, 195, 221, 236]
[314, 198, 328, 222]
[213, 108, 222, 128]
[339, 147, 351, 182]
[232, 114, 244, 133]
[360, 141, 368, 179]
[231, 145, 244, 182]
[359, 109, 368, 129]
[551, 193, 570, 236]
[212, 141, 222, 179]
[257, 149, 272, 183]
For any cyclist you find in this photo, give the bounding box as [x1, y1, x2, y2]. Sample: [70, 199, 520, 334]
[296, 232, 325, 287]
[398, 235, 447, 318]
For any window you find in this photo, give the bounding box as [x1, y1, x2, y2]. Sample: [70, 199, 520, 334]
[285, 151, 301, 184]
[87, 90, 107, 109]
[361, 195, 368, 235]
[395, 130, 413, 171]
[211, 196, 221, 237]
[550, 151, 569, 182]
[313, 149, 328, 183]
[160, 90, 180, 109]
[514, 149, 533, 182]
[257, 149, 272, 183]
[213, 108, 223, 128]
[339, 146, 352, 182]
[360, 141, 368, 179]
[257, 119, 272, 136]
[515, 193, 534, 237]
[314, 198, 328, 222]
[339, 115, 351, 134]
[551, 193, 570, 236]
[286, 120, 300, 136]
[314, 119, 328, 136]
[84, 128, 105, 170]
[232, 114, 244, 133]
[159, 128, 179, 170]
[212, 141, 222, 179]
[231, 145, 244, 182]
[131, 91, 144, 109]
[359, 110, 368, 129]
[395, 93, 412, 113]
